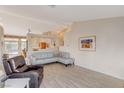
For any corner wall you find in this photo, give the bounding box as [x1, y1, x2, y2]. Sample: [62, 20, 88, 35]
[62, 17, 124, 80]
[0, 25, 5, 72]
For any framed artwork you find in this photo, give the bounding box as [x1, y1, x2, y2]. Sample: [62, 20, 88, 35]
[79, 35, 96, 51]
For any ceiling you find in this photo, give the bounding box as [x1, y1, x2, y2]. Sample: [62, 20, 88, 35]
[0, 5, 124, 24]
[0, 5, 124, 36]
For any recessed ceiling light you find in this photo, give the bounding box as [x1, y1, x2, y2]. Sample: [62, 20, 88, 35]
[48, 5, 56, 8]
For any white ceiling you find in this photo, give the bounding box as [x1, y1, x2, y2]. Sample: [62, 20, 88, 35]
[0, 12, 60, 36]
[0, 5, 124, 35]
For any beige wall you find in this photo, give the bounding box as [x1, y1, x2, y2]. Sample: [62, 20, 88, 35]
[61, 17, 124, 80]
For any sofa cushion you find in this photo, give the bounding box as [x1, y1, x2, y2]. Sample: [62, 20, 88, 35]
[54, 52, 59, 57]
[32, 52, 54, 59]
[27, 65, 43, 75]
[37, 53, 48, 58]
[47, 52, 54, 58]
[9, 60, 28, 73]
[16, 65, 28, 72]
[8, 59, 18, 72]
[10, 56, 26, 69]
[59, 52, 70, 58]
[8, 56, 27, 73]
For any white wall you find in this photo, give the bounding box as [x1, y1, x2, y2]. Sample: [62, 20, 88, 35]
[0, 26, 3, 63]
[0, 25, 5, 73]
[62, 17, 124, 80]
[0, 12, 59, 36]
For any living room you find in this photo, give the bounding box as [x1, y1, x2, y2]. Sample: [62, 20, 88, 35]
[0, 2, 124, 92]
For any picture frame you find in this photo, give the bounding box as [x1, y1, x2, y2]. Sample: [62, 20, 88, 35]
[79, 35, 96, 51]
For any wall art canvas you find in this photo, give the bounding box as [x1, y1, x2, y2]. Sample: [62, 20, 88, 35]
[79, 35, 96, 51]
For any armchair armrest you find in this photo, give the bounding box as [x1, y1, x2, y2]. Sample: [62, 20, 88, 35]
[28, 65, 43, 70]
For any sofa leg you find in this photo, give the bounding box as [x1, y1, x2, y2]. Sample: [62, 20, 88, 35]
[73, 62, 75, 65]
[65, 64, 68, 67]
[65, 64, 74, 67]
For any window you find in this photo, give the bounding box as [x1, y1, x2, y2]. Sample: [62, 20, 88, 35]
[21, 39, 27, 50]
[4, 37, 27, 57]
[4, 38, 19, 55]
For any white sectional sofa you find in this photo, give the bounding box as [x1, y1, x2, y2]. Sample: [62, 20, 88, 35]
[29, 51, 74, 66]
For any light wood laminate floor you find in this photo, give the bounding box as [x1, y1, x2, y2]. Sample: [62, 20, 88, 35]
[40, 63, 124, 88]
